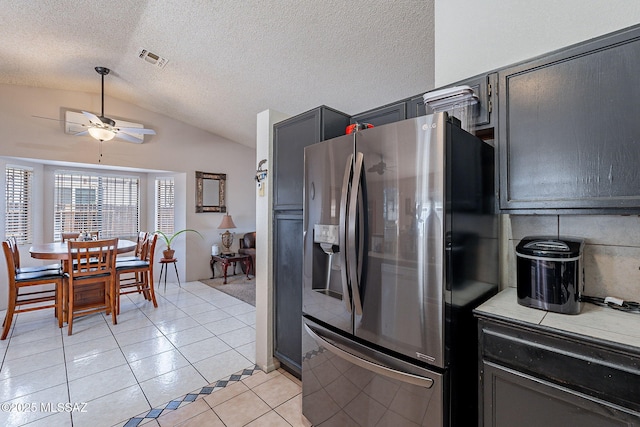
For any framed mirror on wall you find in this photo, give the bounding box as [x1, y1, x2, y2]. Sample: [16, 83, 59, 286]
[196, 171, 226, 213]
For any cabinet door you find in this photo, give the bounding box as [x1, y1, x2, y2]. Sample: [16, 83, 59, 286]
[483, 361, 640, 427]
[273, 107, 350, 210]
[498, 25, 640, 212]
[273, 212, 303, 377]
[457, 74, 492, 128]
[479, 317, 640, 414]
[423, 73, 495, 130]
[351, 102, 407, 127]
[407, 95, 427, 119]
[273, 110, 321, 210]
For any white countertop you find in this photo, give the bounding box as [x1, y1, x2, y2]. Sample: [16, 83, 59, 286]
[475, 287, 640, 350]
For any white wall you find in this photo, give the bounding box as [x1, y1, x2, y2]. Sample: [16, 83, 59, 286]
[0, 84, 256, 295]
[435, 0, 640, 86]
[255, 109, 289, 373]
[435, 2, 640, 302]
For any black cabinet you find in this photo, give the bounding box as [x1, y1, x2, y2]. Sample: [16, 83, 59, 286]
[477, 317, 640, 426]
[273, 212, 303, 377]
[459, 73, 495, 130]
[273, 106, 350, 211]
[498, 24, 640, 213]
[350, 73, 495, 132]
[350, 101, 407, 127]
[482, 362, 639, 426]
[425, 73, 496, 132]
[272, 106, 350, 377]
[407, 94, 427, 119]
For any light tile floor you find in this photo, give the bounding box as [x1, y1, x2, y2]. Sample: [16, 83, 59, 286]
[0, 280, 309, 427]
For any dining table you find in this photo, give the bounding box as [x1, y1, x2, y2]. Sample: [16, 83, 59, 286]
[29, 238, 137, 264]
[29, 239, 137, 321]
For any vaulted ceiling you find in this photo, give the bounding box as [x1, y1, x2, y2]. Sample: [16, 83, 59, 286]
[0, 1, 434, 148]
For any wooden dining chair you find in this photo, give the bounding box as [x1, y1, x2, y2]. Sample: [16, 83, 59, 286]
[116, 231, 148, 263]
[6, 236, 61, 274]
[2, 241, 64, 340]
[116, 231, 149, 293]
[66, 238, 118, 335]
[62, 232, 81, 242]
[115, 233, 158, 314]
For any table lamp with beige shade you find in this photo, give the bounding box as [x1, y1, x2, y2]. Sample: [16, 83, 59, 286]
[218, 214, 237, 254]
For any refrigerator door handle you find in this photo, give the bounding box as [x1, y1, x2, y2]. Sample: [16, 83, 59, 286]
[339, 154, 354, 313]
[304, 323, 434, 389]
[348, 151, 364, 315]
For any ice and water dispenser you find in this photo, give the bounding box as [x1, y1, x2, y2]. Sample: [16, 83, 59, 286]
[312, 224, 342, 298]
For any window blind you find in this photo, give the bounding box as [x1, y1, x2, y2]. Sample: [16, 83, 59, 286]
[155, 177, 174, 235]
[5, 166, 33, 244]
[54, 170, 139, 241]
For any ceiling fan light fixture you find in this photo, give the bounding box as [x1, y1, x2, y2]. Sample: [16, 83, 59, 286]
[66, 66, 155, 144]
[88, 126, 116, 141]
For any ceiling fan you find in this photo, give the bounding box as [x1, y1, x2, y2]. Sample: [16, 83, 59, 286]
[76, 66, 156, 143]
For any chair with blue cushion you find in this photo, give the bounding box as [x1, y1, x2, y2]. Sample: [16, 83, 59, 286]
[115, 233, 158, 314]
[2, 240, 64, 340]
[116, 231, 148, 263]
[116, 231, 148, 292]
[6, 236, 61, 274]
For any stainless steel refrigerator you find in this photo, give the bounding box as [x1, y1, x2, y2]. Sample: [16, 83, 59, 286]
[302, 112, 498, 426]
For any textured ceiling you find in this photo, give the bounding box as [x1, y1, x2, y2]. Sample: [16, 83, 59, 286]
[0, 0, 434, 148]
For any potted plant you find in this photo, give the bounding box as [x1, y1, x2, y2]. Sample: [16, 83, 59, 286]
[155, 229, 203, 259]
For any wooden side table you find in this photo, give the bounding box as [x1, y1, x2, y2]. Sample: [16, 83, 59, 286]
[210, 254, 252, 284]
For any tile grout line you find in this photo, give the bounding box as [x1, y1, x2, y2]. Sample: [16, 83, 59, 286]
[102, 287, 202, 424]
[65, 290, 180, 426]
[125, 290, 212, 414]
[239, 375, 299, 427]
[117, 284, 256, 426]
[2, 311, 78, 425]
[0, 281, 257, 426]
[109, 296, 159, 423]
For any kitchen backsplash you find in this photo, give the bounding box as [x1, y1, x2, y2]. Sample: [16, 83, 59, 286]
[501, 214, 640, 303]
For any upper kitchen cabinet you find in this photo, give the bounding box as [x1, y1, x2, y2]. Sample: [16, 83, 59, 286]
[424, 73, 497, 134]
[351, 73, 495, 133]
[499, 24, 640, 213]
[350, 101, 407, 127]
[407, 95, 427, 118]
[273, 106, 350, 210]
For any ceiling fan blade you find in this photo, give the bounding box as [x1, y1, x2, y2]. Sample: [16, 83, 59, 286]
[32, 115, 63, 122]
[73, 130, 89, 136]
[82, 111, 104, 125]
[115, 132, 143, 144]
[34, 114, 89, 132]
[116, 127, 156, 135]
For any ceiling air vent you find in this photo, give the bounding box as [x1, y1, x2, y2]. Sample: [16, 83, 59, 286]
[138, 48, 168, 69]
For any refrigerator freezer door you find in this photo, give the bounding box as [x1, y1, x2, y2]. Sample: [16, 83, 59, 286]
[302, 319, 444, 427]
[303, 134, 355, 333]
[354, 114, 447, 368]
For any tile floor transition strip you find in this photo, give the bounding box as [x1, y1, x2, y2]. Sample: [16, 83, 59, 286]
[122, 365, 260, 426]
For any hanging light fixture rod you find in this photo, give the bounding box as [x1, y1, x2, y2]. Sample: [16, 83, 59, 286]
[94, 66, 113, 125]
